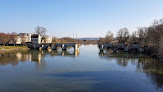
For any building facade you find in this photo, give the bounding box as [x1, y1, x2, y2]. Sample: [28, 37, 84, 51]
[31, 34, 41, 44]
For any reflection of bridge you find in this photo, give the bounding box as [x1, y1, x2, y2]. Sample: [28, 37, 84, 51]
[51, 50, 79, 57]
[31, 50, 79, 62]
[99, 44, 144, 53]
[0, 50, 80, 66]
[31, 43, 79, 51]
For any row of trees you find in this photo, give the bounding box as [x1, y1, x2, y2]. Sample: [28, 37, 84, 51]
[0, 32, 17, 46]
[99, 18, 163, 60]
[0, 26, 47, 46]
[100, 19, 163, 46]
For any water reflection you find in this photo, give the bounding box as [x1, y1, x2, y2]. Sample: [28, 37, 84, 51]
[99, 50, 163, 89]
[0, 50, 79, 66]
[0, 45, 163, 92]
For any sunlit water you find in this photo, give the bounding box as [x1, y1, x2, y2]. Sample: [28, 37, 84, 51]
[0, 45, 163, 92]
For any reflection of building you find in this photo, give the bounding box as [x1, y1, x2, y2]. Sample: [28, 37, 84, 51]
[15, 52, 32, 61]
[15, 52, 22, 60]
[0, 50, 80, 66]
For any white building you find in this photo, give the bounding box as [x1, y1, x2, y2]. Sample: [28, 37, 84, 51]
[16, 36, 22, 44]
[13, 33, 52, 45]
[41, 36, 52, 43]
[14, 33, 31, 44]
[18, 33, 31, 42]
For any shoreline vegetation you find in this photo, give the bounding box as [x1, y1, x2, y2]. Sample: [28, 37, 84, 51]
[0, 46, 29, 53]
[98, 19, 163, 62]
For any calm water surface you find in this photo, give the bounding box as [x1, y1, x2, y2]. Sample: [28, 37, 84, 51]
[0, 45, 163, 92]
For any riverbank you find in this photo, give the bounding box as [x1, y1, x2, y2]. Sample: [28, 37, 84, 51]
[0, 46, 29, 52]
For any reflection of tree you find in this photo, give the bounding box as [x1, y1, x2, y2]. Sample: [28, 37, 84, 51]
[117, 58, 129, 67]
[99, 51, 163, 89]
[136, 58, 163, 89]
[147, 73, 163, 89]
[0, 51, 29, 66]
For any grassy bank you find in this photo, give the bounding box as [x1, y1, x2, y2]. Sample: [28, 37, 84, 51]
[0, 46, 29, 52]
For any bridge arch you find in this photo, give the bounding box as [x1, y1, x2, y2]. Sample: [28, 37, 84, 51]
[62, 45, 75, 50]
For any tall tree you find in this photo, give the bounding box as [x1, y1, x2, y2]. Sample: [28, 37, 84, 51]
[117, 28, 130, 43]
[35, 26, 47, 36]
[137, 27, 148, 45]
[35, 26, 47, 43]
[21, 35, 26, 46]
[105, 31, 113, 43]
[10, 32, 17, 46]
[130, 31, 138, 44]
[0, 33, 10, 46]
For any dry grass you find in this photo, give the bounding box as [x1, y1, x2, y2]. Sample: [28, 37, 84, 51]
[0, 46, 28, 50]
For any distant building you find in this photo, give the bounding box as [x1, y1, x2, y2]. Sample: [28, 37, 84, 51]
[31, 34, 41, 44]
[41, 36, 52, 43]
[9, 33, 51, 45]
[18, 33, 31, 42]
[9, 33, 32, 44]
[16, 36, 22, 44]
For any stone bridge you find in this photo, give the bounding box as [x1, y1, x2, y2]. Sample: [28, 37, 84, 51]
[99, 44, 144, 53]
[31, 43, 79, 51]
[52, 43, 79, 51]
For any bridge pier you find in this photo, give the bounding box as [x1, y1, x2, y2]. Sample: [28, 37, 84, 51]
[62, 44, 67, 50]
[112, 47, 117, 53]
[75, 44, 79, 51]
[99, 45, 104, 51]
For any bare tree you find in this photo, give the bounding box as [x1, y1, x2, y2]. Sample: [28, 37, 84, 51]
[117, 28, 129, 43]
[105, 31, 113, 43]
[137, 27, 148, 45]
[0, 33, 10, 46]
[130, 31, 138, 44]
[20, 35, 26, 46]
[98, 37, 105, 45]
[158, 36, 163, 61]
[41, 36, 47, 43]
[35, 26, 47, 43]
[10, 32, 17, 46]
[35, 26, 47, 36]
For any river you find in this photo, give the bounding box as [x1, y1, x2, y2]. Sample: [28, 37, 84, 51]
[0, 45, 163, 92]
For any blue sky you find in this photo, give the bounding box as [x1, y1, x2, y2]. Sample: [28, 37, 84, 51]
[0, 0, 163, 38]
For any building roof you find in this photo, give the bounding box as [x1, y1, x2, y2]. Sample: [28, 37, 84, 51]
[31, 34, 39, 38]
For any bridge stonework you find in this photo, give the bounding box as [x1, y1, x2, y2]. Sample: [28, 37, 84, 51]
[99, 44, 144, 53]
[52, 43, 79, 51]
[31, 43, 79, 51]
